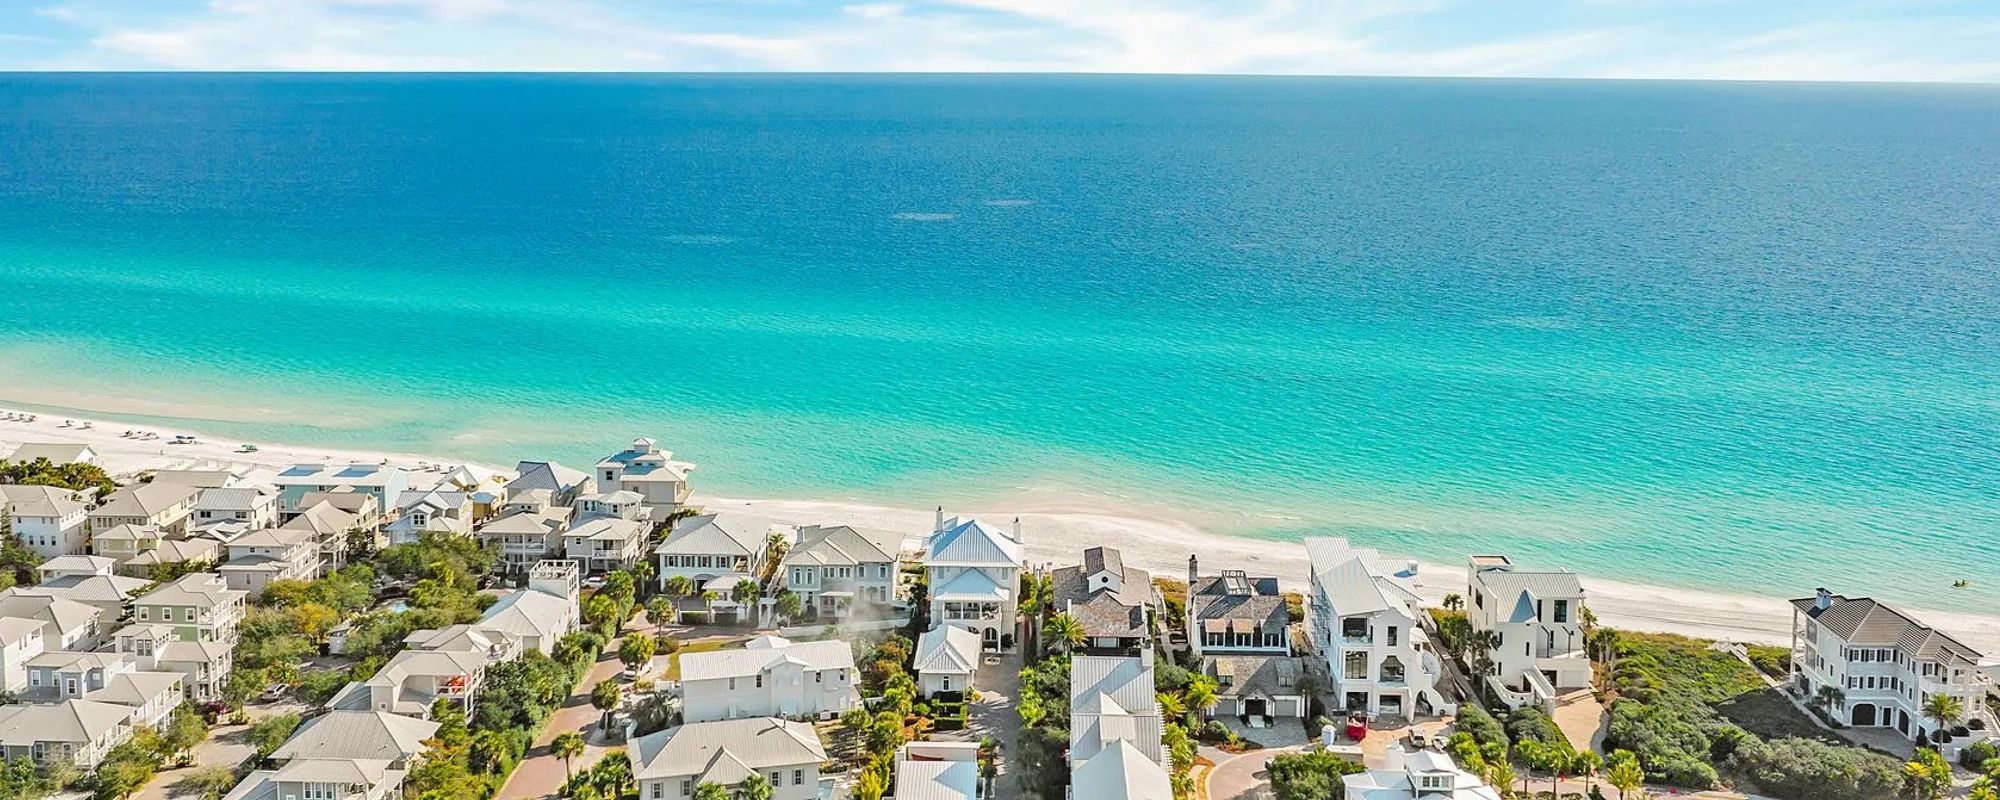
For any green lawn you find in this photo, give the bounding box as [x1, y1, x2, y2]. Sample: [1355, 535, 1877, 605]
[663, 640, 733, 681]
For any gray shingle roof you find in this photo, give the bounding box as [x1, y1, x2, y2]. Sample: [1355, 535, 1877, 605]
[1791, 593, 1982, 663]
[1189, 571, 1286, 628]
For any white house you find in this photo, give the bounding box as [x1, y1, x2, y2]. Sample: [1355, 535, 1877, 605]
[0, 593, 103, 651]
[146, 468, 248, 490]
[506, 461, 592, 508]
[593, 438, 696, 517]
[222, 758, 405, 800]
[218, 528, 323, 598]
[678, 635, 859, 723]
[271, 463, 409, 519]
[475, 497, 573, 574]
[1344, 745, 1501, 800]
[1070, 740, 1172, 800]
[894, 742, 980, 800]
[0, 485, 90, 559]
[12, 570, 150, 625]
[327, 649, 487, 718]
[115, 624, 234, 702]
[0, 617, 47, 693]
[1465, 555, 1589, 710]
[783, 524, 902, 621]
[925, 515, 1024, 652]
[225, 710, 441, 800]
[280, 501, 361, 573]
[656, 513, 784, 591]
[630, 718, 826, 800]
[1790, 589, 1993, 746]
[1306, 537, 1450, 719]
[564, 515, 650, 575]
[0, 699, 135, 768]
[913, 624, 981, 698]
[468, 561, 580, 655]
[89, 483, 200, 537]
[36, 555, 115, 582]
[191, 487, 278, 531]
[21, 651, 184, 730]
[1069, 655, 1164, 768]
[384, 488, 472, 546]
[1, 443, 99, 467]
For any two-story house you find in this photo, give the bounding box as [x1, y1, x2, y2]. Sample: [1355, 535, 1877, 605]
[191, 487, 278, 531]
[133, 573, 248, 644]
[468, 561, 581, 655]
[0, 618, 47, 693]
[594, 438, 696, 518]
[631, 718, 827, 800]
[271, 463, 409, 520]
[1048, 546, 1154, 656]
[783, 524, 902, 621]
[564, 501, 651, 575]
[97, 523, 220, 579]
[280, 500, 362, 573]
[1, 443, 99, 467]
[383, 488, 472, 546]
[1465, 555, 1589, 710]
[1306, 538, 1450, 719]
[0, 593, 103, 651]
[0, 699, 135, 768]
[656, 513, 783, 592]
[1186, 557, 1301, 722]
[145, 468, 247, 490]
[505, 461, 592, 508]
[1791, 589, 1993, 746]
[12, 565, 149, 627]
[475, 492, 573, 574]
[1069, 655, 1166, 768]
[925, 515, 1024, 652]
[115, 624, 234, 702]
[21, 651, 185, 729]
[678, 635, 859, 722]
[327, 648, 488, 718]
[0, 485, 90, 559]
[223, 709, 442, 800]
[218, 528, 323, 598]
[1342, 744, 1504, 800]
[89, 483, 200, 537]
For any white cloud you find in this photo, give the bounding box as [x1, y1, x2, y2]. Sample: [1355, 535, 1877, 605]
[13, 0, 2000, 81]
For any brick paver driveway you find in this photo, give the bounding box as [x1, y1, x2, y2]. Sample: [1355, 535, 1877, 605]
[497, 653, 626, 800]
[1204, 744, 1308, 800]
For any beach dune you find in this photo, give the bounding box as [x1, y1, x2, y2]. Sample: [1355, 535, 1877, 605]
[5, 404, 1998, 654]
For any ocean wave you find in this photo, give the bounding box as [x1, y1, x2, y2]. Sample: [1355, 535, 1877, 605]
[891, 212, 957, 221]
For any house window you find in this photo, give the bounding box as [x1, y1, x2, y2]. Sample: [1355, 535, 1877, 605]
[1553, 600, 1569, 624]
[138, 608, 149, 621]
[770, 772, 780, 785]
[755, 674, 764, 689]
[682, 779, 693, 796]
[793, 770, 804, 786]
[1386, 626, 1398, 647]
[651, 783, 663, 799]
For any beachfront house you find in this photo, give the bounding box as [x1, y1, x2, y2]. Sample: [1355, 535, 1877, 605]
[913, 624, 981, 698]
[133, 573, 248, 644]
[0, 699, 136, 768]
[1069, 655, 1166, 768]
[89, 483, 200, 537]
[271, 463, 409, 519]
[1048, 546, 1154, 656]
[1465, 555, 1591, 711]
[677, 634, 859, 723]
[505, 461, 592, 508]
[383, 487, 473, 546]
[218, 528, 323, 598]
[655, 512, 783, 595]
[593, 438, 696, 517]
[0, 443, 100, 467]
[1306, 537, 1451, 719]
[925, 515, 1024, 652]
[438, 464, 510, 522]
[782, 524, 902, 621]
[1342, 744, 1503, 800]
[191, 487, 278, 531]
[630, 718, 827, 800]
[0, 485, 91, 559]
[1790, 589, 1994, 746]
[475, 492, 573, 574]
[146, 468, 249, 490]
[1185, 557, 1302, 723]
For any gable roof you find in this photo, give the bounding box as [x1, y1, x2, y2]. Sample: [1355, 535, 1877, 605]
[925, 517, 1021, 567]
[0, 699, 133, 745]
[1071, 740, 1173, 800]
[630, 718, 826, 780]
[281, 501, 360, 536]
[785, 525, 899, 567]
[93, 483, 199, 518]
[566, 516, 647, 543]
[1792, 593, 1983, 663]
[895, 754, 979, 800]
[656, 513, 774, 556]
[477, 508, 571, 537]
[90, 671, 185, 706]
[89, 522, 159, 542]
[678, 636, 854, 682]
[1304, 537, 1424, 619]
[914, 625, 982, 674]
[0, 485, 87, 518]
[1, 443, 96, 465]
[1471, 565, 1584, 614]
[145, 468, 246, 489]
[136, 573, 245, 609]
[193, 487, 272, 512]
[124, 538, 221, 567]
[476, 587, 573, 640]
[507, 461, 590, 495]
[38, 555, 115, 576]
[274, 710, 440, 762]
[29, 574, 152, 604]
[0, 592, 101, 633]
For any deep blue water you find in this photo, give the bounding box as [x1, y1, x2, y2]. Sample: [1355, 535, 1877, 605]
[1, 74, 1997, 612]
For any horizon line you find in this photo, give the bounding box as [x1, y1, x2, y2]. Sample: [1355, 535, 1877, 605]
[3, 70, 1997, 88]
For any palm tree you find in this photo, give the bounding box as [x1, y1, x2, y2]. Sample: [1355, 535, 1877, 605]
[552, 731, 585, 779]
[1485, 760, 1518, 800]
[646, 595, 675, 633]
[1922, 693, 1965, 740]
[775, 590, 803, 623]
[694, 783, 730, 800]
[1572, 750, 1604, 796]
[1442, 593, 1463, 612]
[1042, 612, 1085, 654]
[1813, 685, 1846, 718]
[1605, 754, 1643, 800]
[664, 575, 695, 600]
[698, 589, 720, 620]
[1468, 630, 1503, 700]
[631, 561, 655, 597]
[740, 774, 775, 800]
[1183, 675, 1218, 716]
[591, 679, 622, 733]
[592, 750, 633, 799]
[731, 579, 761, 625]
[1156, 692, 1187, 719]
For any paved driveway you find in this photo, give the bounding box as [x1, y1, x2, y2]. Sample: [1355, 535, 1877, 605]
[966, 651, 1022, 800]
[496, 653, 626, 800]
[134, 723, 255, 800]
[1204, 744, 1308, 800]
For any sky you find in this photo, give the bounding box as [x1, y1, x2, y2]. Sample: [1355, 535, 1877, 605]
[1, 0, 1998, 81]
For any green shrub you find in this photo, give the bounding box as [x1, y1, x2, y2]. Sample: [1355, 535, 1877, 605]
[1456, 704, 1509, 751]
[1726, 736, 1901, 800]
[1267, 750, 1364, 800]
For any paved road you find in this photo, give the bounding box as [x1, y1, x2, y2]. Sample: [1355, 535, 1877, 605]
[496, 653, 627, 800]
[968, 652, 1022, 800]
[133, 724, 255, 800]
[1204, 744, 1307, 800]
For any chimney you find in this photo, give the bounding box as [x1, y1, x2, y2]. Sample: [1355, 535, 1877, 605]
[1815, 587, 1832, 611]
[935, 506, 944, 534]
[1012, 516, 1021, 544]
[1188, 554, 1199, 587]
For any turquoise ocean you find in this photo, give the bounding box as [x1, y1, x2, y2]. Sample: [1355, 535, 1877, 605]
[0, 74, 1996, 613]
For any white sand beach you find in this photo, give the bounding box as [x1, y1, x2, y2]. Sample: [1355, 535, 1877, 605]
[6, 404, 1999, 654]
